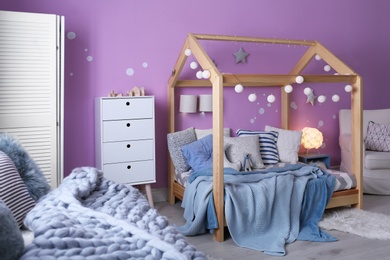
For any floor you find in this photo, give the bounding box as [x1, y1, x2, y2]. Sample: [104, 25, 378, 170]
[155, 195, 390, 260]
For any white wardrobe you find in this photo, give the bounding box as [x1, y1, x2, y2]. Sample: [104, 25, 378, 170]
[0, 10, 64, 188]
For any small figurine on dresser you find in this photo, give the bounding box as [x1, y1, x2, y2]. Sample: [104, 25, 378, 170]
[127, 86, 146, 96]
[108, 90, 123, 97]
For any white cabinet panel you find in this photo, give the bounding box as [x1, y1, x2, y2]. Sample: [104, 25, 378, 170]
[103, 119, 154, 142]
[103, 160, 155, 185]
[103, 140, 154, 163]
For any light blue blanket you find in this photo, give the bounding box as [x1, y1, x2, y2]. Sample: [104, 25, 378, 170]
[176, 164, 336, 256]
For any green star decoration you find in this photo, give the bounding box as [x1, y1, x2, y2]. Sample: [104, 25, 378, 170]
[234, 47, 249, 64]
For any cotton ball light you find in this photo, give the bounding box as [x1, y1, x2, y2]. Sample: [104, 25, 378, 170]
[318, 95, 326, 103]
[344, 84, 353, 92]
[248, 93, 257, 102]
[315, 54, 321, 61]
[324, 65, 331, 72]
[190, 61, 198, 70]
[332, 94, 340, 102]
[284, 85, 293, 93]
[303, 87, 312, 95]
[196, 70, 203, 79]
[295, 75, 304, 84]
[235, 84, 244, 93]
[267, 94, 276, 103]
[184, 48, 192, 56]
[202, 70, 211, 79]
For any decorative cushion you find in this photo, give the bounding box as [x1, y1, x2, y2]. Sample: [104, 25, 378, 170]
[182, 134, 213, 171]
[195, 128, 231, 140]
[224, 136, 264, 170]
[0, 133, 50, 201]
[167, 127, 197, 173]
[181, 134, 241, 172]
[0, 199, 25, 260]
[264, 125, 302, 163]
[0, 151, 36, 228]
[236, 129, 279, 165]
[364, 121, 390, 152]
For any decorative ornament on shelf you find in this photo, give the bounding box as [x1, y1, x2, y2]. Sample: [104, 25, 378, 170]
[109, 90, 122, 97]
[233, 47, 249, 64]
[301, 127, 323, 154]
[235, 84, 244, 93]
[304, 87, 317, 105]
[126, 86, 145, 97]
[248, 93, 257, 102]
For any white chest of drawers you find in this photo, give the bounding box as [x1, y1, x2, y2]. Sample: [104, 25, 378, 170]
[95, 96, 156, 206]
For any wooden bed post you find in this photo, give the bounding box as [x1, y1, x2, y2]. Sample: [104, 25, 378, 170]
[211, 74, 225, 242]
[351, 76, 363, 209]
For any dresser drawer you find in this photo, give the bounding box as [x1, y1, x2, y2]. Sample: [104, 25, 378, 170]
[103, 140, 154, 163]
[103, 119, 154, 142]
[103, 160, 155, 184]
[101, 98, 154, 120]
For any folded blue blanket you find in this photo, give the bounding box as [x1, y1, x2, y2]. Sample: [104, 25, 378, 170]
[177, 164, 336, 256]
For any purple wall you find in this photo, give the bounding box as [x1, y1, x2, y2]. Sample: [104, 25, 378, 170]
[1, 0, 389, 188]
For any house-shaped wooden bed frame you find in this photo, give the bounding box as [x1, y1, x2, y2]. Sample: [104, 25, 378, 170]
[167, 33, 363, 242]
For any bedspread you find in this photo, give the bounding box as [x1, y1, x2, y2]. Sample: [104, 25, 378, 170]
[22, 167, 206, 260]
[177, 164, 336, 256]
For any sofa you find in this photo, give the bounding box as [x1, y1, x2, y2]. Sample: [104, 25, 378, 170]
[339, 108, 390, 195]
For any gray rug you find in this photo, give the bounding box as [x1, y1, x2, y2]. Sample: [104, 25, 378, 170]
[319, 207, 390, 240]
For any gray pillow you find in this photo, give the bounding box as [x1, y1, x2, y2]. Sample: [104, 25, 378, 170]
[0, 200, 25, 260]
[224, 136, 264, 170]
[167, 127, 197, 173]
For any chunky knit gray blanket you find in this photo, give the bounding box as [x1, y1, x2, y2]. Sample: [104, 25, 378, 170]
[22, 167, 206, 259]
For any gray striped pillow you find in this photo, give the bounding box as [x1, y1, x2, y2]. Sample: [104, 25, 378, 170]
[236, 129, 279, 165]
[0, 151, 36, 228]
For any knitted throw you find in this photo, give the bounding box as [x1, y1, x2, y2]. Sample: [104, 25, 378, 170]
[22, 167, 206, 260]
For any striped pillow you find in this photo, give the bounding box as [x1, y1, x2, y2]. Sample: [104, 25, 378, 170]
[236, 129, 279, 165]
[0, 151, 36, 228]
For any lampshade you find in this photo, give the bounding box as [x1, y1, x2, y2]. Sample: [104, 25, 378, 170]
[179, 95, 197, 113]
[301, 127, 323, 150]
[199, 94, 212, 112]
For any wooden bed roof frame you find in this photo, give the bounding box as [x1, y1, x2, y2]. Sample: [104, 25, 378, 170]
[167, 33, 363, 242]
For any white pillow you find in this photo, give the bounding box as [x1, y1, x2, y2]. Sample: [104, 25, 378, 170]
[264, 125, 302, 163]
[195, 128, 230, 140]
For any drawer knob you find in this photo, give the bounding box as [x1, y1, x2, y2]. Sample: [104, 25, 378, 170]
[127, 144, 131, 148]
[126, 101, 130, 106]
[126, 123, 130, 127]
[127, 165, 131, 170]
